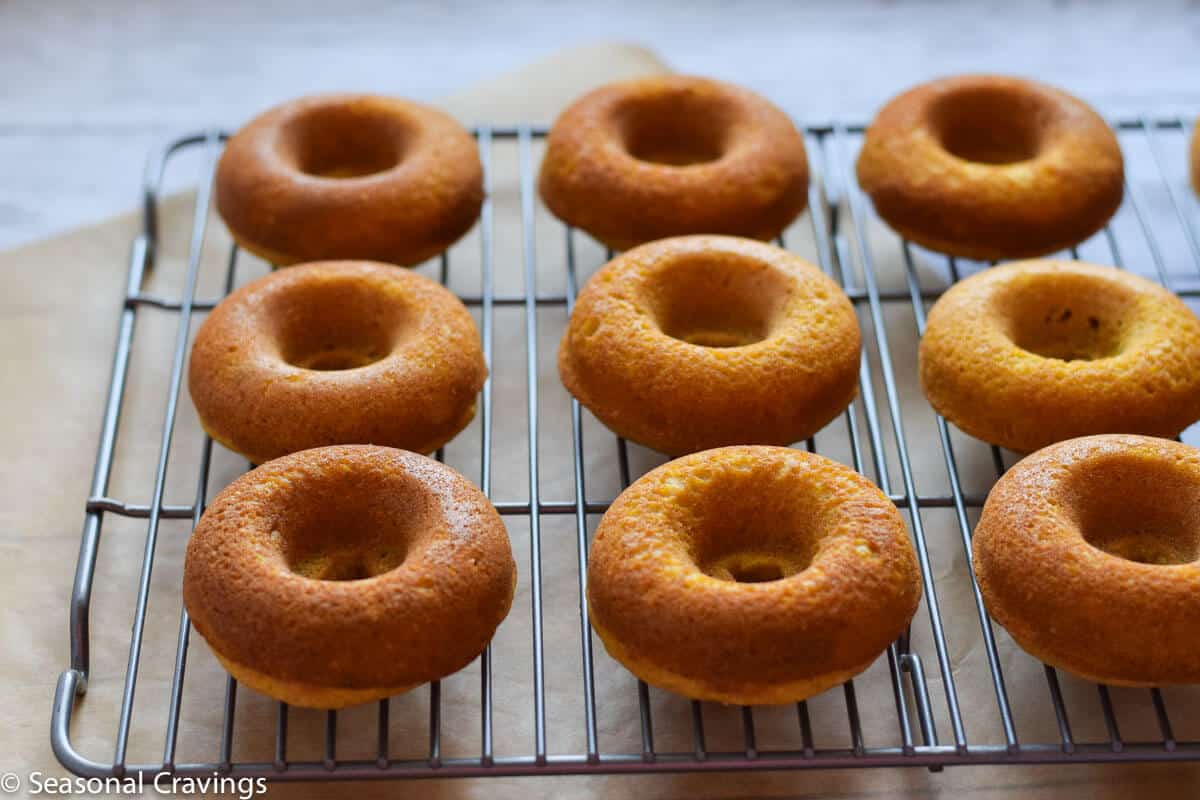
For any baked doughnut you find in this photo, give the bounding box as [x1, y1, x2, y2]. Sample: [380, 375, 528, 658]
[856, 75, 1123, 260]
[560, 236, 860, 455]
[216, 93, 483, 266]
[974, 434, 1200, 686]
[920, 260, 1200, 453]
[539, 76, 808, 250]
[588, 445, 921, 704]
[189, 261, 486, 464]
[183, 445, 515, 708]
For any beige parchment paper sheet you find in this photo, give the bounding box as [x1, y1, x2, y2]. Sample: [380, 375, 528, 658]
[5, 41, 1200, 799]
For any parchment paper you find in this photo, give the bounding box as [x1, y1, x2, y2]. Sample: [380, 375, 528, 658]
[5, 41, 1200, 799]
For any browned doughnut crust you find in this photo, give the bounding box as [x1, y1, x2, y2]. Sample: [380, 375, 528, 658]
[588, 446, 921, 704]
[974, 435, 1200, 686]
[183, 445, 516, 708]
[216, 94, 483, 266]
[856, 75, 1123, 260]
[1191, 118, 1200, 198]
[560, 236, 861, 455]
[189, 261, 486, 464]
[919, 260, 1200, 453]
[538, 75, 808, 251]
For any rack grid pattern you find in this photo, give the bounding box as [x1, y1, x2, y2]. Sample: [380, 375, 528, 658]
[53, 117, 1200, 782]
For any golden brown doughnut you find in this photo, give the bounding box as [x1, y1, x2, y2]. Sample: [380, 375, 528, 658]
[559, 236, 861, 455]
[974, 434, 1200, 686]
[216, 94, 483, 266]
[920, 260, 1200, 453]
[538, 76, 808, 251]
[857, 75, 1123, 260]
[588, 446, 921, 704]
[183, 445, 516, 709]
[189, 261, 486, 464]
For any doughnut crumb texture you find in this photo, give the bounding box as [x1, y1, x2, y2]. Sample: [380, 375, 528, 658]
[182, 445, 516, 709]
[856, 75, 1123, 260]
[919, 259, 1200, 453]
[587, 445, 921, 705]
[539, 75, 808, 250]
[559, 235, 861, 455]
[189, 260, 486, 464]
[974, 434, 1200, 686]
[216, 93, 483, 266]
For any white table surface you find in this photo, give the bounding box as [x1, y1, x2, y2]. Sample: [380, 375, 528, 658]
[2, 0, 1198, 250]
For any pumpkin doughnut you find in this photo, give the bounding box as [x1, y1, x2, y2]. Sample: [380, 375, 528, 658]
[216, 93, 483, 266]
[920, 260, 1200, 453]
[189, 261, 486, 464]
[856, 75, 1123, 260]
[587, 446, 921, 705]
[975, 434, 1200, 686]
[538, 76, 808, 251]
[183, 445, 516, 708]
[559, 236, 861, 455]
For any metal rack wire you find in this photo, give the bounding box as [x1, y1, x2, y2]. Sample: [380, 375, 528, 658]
[52, 116, 1200, 783]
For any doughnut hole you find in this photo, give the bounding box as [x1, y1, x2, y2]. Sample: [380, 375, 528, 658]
[998, 273, 1137, 362]
[931, 85, 1049, 165]
[1067, 451, 1200, 565]
[683, 465, 823, 584]
[646, 253, 791, 348]
[617, 91, 734, 166]
[275, 467, 437, 581]
[281, 102, 410, 179]
[272, 277, 410, 371]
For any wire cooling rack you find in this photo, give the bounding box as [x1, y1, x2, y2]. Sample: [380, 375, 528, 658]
[53, 116, 1200, 783]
